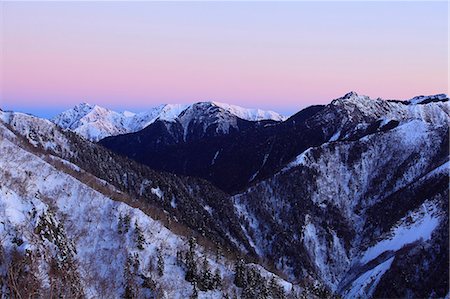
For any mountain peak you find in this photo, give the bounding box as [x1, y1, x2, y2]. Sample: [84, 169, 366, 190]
[341, 91, 359, 99]
[72, 102, 94, 112]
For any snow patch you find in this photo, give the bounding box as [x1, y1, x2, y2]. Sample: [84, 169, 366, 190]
[151, 187, 164, 199]
[344, 257, 394, 299]
[282, 148, 313, 171]
[360, 201, 440, 264]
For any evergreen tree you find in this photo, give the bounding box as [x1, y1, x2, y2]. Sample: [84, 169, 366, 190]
[157, 249, 164, 277]
[185, 237, 198, 282]
[118, 214, 124, 234]
[141, 273, 157, 290]
[242, 267, 271, 299]
[132, 253, 140, 272]
[123, 214, 131, 233]
[189, 282, 198, 299]
[233, 258, 246, 287]
[123, 255, 137, 299]
[134, 221, 145, 250]
[176, 250, 184, 266]
[215, 246, 223, 263]
[213, 268, 222, 289]
[268, 276, 286, 299]
[199, 256, 213, 291]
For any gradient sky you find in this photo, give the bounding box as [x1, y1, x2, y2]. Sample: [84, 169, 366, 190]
[0, 1, 448, 118]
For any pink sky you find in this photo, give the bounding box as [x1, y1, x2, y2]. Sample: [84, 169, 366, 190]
[1, 1, 448, 117]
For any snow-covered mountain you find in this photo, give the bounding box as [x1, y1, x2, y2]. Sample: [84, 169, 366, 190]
[100, 92, 450, 193]
[52, 102, 285, 141]
[1, 92, 448, 298]
[0, 110, 299, 298]
[52, 103, 188, 141]
[99, 92, 449, 297]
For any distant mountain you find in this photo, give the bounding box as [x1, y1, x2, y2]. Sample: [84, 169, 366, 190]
[52, 102, 188, 141]
[52, 101, 286, 141]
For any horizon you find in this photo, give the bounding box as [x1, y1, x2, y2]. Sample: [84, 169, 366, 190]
[2, 90, 447, 120]
[1, 1, 448, 118]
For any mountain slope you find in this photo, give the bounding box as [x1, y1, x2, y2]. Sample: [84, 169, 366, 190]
[0, 111, 301, 298]
[53, 102, 285, 141]
[1, 110, 252, 255]
[230, 96, 449, 297]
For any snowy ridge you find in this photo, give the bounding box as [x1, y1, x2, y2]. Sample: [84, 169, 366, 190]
[332, 92, 449, 125]
[308, 91, 449, 143]
[53, 101, 285, 141]
[212, 101, 286, 122]
[407, 93, 448, 105]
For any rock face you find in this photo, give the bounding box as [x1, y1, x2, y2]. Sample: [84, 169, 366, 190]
[52, 101, 285, 141]
[1, 92, 448, 298]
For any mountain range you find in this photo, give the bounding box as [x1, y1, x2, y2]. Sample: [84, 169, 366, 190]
[0, 92, 448, 298]
[52, 101, 286, 142]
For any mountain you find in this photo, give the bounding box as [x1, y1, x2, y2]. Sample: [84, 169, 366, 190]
[100, 92, 449, 194]
[1, 91, 448, 298]
[52, 101, 286, 141]
[99, 92, 449, 297]
[231, 107, 448, 296]
[0, 110, 301, 298]
[52, 102, 189, 141]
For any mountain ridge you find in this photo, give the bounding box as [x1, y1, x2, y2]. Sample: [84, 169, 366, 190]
[99, 92, 449, 194]
[52, 101, 286, 141]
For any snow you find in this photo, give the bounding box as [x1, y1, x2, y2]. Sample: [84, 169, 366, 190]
[408, 94, 448, 105]
[248, 153, 270, 182]
[0, 123, 235, 298]
[52, 101, 286, 141]
[0, 127, 297, 297]
[396, 120, 428, 146]
[360, 201, 440, 264]
[232, 196, 264, 256]
[122, 110, 136, 117]
[203, 205, 213, 215]
[150, 187, 164, 199]
[211, 101, 286, 122]
[170, 197, 177, 208]
[282, 148, 313, 171]
[228, 93, 448, 293]
[0, 187, 36, 226]
[155, 104, 189, 123]
[329, 130, 341, 141]
[211, 150, 220, 165]
[343, 257, 394, 299]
